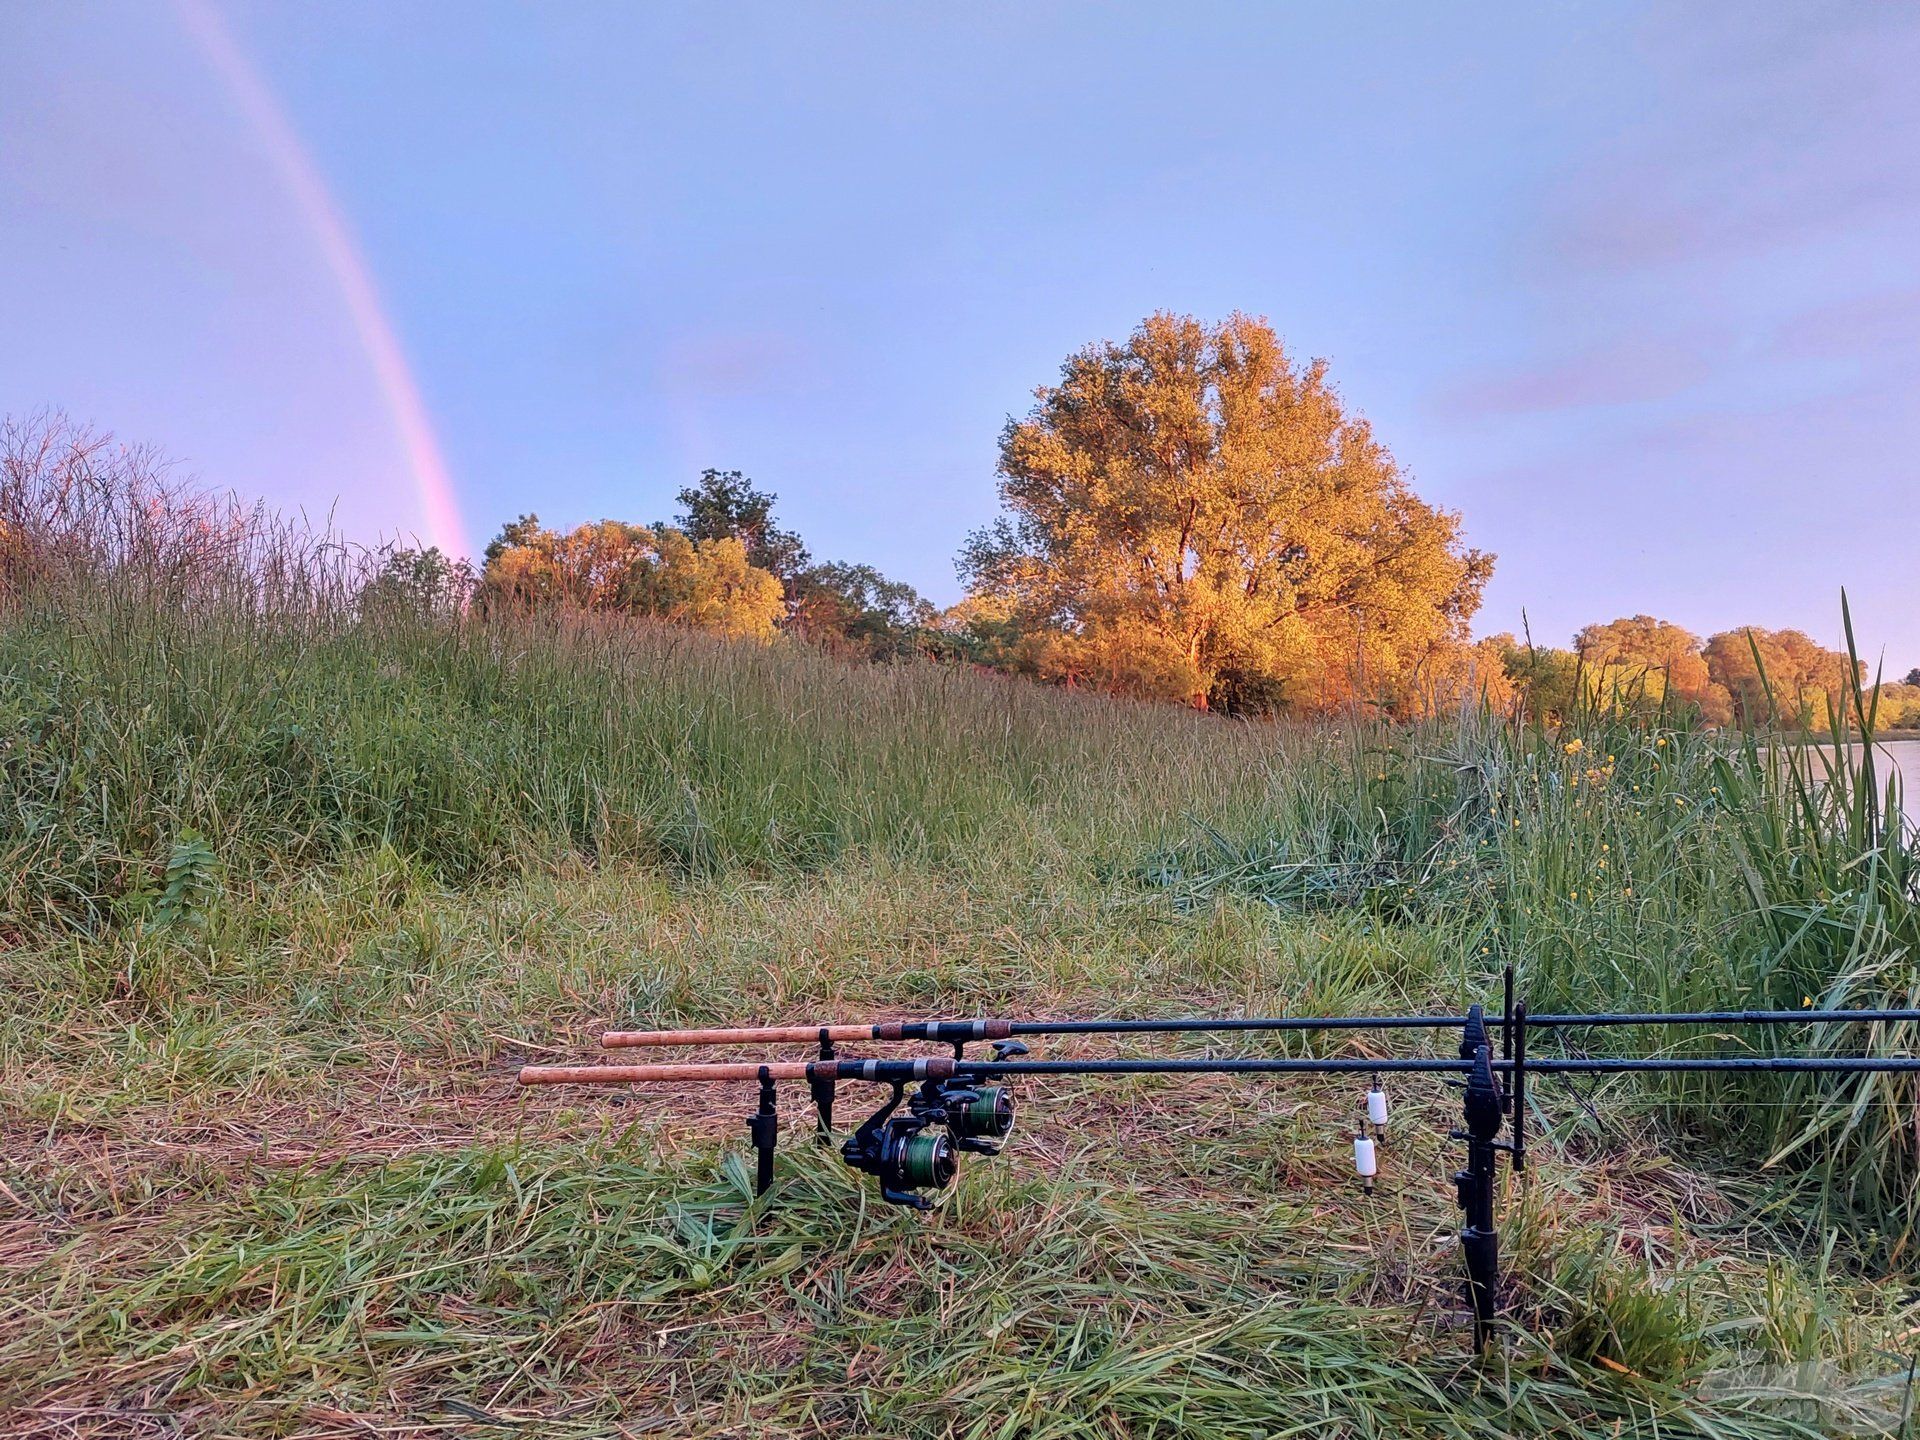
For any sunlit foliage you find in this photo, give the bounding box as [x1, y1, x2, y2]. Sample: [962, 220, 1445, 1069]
[479, 514, 785, 640]
[1702, 626, 1862, 730]
[959, 313, 1492, 715]
[1573, 614, 1731, 724]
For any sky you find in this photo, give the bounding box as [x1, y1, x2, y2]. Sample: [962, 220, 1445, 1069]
[3, 2, 1917, 668]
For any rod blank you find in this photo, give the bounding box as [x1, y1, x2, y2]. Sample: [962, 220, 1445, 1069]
[602, 1019, 1014, 1048]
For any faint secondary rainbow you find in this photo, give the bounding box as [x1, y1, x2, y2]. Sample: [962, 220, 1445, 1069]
[175, 0, 471, 559]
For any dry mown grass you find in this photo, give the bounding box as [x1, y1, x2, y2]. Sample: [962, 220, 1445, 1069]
[7, 861, 1917, 1439]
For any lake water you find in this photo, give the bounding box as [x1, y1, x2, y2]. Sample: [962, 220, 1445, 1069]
[1799, 739, 1920, 797]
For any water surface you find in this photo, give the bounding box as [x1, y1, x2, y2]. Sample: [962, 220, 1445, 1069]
[1799, 739, 1920, 798]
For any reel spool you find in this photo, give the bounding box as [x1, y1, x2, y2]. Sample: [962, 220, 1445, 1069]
[949, 1084, 1016, 1142]
[843, 1084, 959, 1209]
[842, 1053, 1022, 1207]
[916, 1078, 1017, 1153]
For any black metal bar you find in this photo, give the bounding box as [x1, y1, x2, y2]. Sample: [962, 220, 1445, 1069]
[1510, 1001, 1528, 1174]
[809, 1030, 837, 1138]
[1502, 969, 1514, 1063]
[1454, 1040, 1503, 1350]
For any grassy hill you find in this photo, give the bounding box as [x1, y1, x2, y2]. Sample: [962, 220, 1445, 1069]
[5, 492, 1920, 1434]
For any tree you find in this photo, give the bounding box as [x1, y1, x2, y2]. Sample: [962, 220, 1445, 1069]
[483, 513, 546, 571]
[1573, 614, 1730, 724]
[788, 560, 936, 660]
[674, 470, 940, 659]
[1703, 627, 1859, 730]
[357, 546, 474, 622]
[478, 515, 784, 640]
[1874, 681, 1920, 730]
[674, 470, 810, 582]
[961, 312, 1491, 712]
[1489, 634, 1581, 723]
[1904, 667, 1920, 688]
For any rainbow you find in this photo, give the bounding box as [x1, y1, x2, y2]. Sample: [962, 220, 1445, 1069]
[175, 0, 471, 559]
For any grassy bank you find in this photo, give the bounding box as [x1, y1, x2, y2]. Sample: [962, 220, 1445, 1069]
[5, 479, 1920, 1433]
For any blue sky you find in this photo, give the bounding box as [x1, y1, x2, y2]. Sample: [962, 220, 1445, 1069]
[3, 2, 1917, 666]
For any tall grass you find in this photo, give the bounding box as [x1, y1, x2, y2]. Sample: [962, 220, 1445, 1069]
[0, 417, 1293, 937]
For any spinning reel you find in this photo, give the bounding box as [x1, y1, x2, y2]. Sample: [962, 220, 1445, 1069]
[839, 1041, 1024, 1207]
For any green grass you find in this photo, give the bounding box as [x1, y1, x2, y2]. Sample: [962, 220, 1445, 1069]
[5, 468, 1920, 1434]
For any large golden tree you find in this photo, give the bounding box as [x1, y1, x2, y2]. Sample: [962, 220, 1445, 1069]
[962, 313, 1491, 712]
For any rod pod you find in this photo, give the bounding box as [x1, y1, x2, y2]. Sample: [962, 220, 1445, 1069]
[809, 1029, 837, 1138]
[748, 1066, 778, 1196]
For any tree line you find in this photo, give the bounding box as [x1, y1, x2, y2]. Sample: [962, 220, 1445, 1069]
[460, 311, 1914, 731]
[1490, 618, 1920, 731]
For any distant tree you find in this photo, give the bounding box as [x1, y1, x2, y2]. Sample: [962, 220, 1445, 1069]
[1703, 627, 1860, 730]
[1573, 614, 1730, 724]
[1874, 682, 1920, 730]
[788, 560, 936, 660]
[1904, 667, 1920, 688]
[1413, 635, 1519, 719]
[357, 546, 474, 622]
[483, 513, 546, 571]
[674, 470, 811, 582]
[961, 312, 1491, 713]
[478, 515, 784, 640]
[673, 470, 942, 659]
[1489, 634, 1580, 723]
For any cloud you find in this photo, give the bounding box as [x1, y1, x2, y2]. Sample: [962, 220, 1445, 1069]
[654, 328, 818, 401]
[1439, 333, 1722, 418]
[1543, 7, 1920, 276]
[1768, 286, 1920, 364]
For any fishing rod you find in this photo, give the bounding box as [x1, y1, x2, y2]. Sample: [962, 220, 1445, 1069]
[523, 1055, 1920, 1084]
[518, 983, 1920, 1352]
[601, 1007, 1920, 1049]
